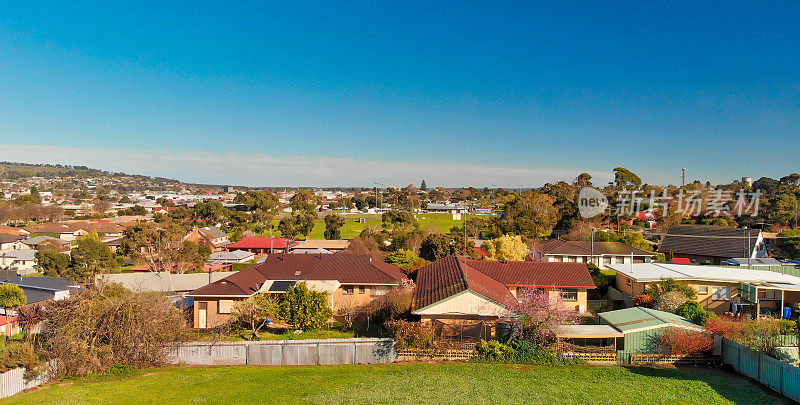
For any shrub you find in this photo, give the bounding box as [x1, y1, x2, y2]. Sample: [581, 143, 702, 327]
[279, 282, 332, 331]
[660, 328, 713, 355]
[473, 338, 579, 365]
[387, 320, 435, 350]
[632, 294, 654, 308]
[475, 339, 511, 358]
[705, 316, 743, 338]
[739, 319, 781, 354]
[655, 291, 688, 313]
[675, 301, 716, 325]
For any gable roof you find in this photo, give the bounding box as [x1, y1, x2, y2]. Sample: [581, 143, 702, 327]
[467, 260, 596, 288]
[659, 225, 761, 258]
[538, 239, 654, 257]
[599, 307, 702, 333]
[0, 275, 81, 304]
[186, 254, 405, 297]
[413, 256, 515, 310]
[198, 226, 227, 240]
[209, 250, 255, 261]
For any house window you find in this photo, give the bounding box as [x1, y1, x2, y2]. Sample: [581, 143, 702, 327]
[603, 257, 612, 266]
[358, 286, 366, 294]
[626, 277, 632, 286]
[697, 286, 709, 295]
[712, 287, 731, 300]
[218, 300, 234, 314]
[561, 289, 578, 301]
[615, 256, 625, 264]
[371, 287, 388, 296]
[342, 286, 354, 295]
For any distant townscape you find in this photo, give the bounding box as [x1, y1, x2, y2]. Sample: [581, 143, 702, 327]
[0, 162, 799, 402]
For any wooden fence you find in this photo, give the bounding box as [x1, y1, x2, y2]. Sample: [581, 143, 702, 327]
[721, 337, 800, 402]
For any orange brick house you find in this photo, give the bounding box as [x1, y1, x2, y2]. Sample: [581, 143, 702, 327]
[185, 254, 406, 329]
[413, 256, 596, 340]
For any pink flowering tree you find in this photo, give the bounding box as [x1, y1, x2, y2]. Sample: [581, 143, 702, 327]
[507, 288, 580, 346]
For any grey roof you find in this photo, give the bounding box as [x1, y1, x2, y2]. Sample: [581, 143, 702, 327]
[199, 226, 227, 240]
[0, 249, 36, 261]
[210, 250, 254, 261]
[726, 258, 785, 266]
[23, 236, 69, 246]
[96, 271, 237, 293]
[659, 225, 761, 259]
[0, 275, 81, 304]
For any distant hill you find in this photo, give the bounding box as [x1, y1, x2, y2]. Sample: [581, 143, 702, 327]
[0, 162, 108, 180]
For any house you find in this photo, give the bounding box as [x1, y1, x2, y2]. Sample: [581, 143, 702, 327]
[21, 236, 71, 252]
[609, 262, 800, 317]
[0, 226, 29, 236]
[185, 254, 406, 329]
[534, 239, 655, 269]
[0, 274, 80, 306]
[659, 225, 766, 265]
[184, 226, 230, 252]
[0, 234, 26, 250]
[598, 307, 704, 353]
[413, 256, 596, 340]
[425, 203, 467, 214]
[0, 316, 19, 337]
[209, 250, 256, 264]
[287, 239, 350, 253]
[0, 249, 37, 274]
[23, 222, 86, 241]
[224, 237, 294, 254]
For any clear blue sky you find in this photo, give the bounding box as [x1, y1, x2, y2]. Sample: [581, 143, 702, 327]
[1, 2, 798, 187]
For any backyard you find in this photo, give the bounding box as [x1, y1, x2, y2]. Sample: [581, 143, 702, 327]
[4, 363, 791, 404]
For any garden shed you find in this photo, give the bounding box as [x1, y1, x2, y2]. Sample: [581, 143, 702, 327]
[598, 307, 704, 353]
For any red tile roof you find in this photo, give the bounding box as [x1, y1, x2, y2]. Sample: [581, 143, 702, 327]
[187, 254, 405, 297]
[226, 237, 293, 250]
[0, 315, 18, 326]
[414, 256, 595, 310]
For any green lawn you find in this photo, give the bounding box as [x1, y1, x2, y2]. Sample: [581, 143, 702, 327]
[5, 364, 790, 404]
[268, 213, 484, 240]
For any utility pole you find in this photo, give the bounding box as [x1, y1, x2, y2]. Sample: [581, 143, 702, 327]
[681, 168, 686, 188]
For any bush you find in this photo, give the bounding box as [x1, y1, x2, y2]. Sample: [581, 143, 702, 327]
[475, 339, 511, 358]
[279, 282, 332, 331]
[387, 320, 435, 350]
[473, 338, 579, 365]
[654, 291, 689, 313]
[675, 301, 716, 325]
[660, 328, 713, 355]
[705, 316, 743, 338]
[632, 294, 654, 308]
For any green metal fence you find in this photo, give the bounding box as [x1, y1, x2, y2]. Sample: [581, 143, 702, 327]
[721, 337, 800, 402]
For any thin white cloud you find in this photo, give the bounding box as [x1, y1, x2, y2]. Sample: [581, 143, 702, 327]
[0, 144, 613, 188]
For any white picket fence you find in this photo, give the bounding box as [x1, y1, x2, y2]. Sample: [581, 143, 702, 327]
[0, 367, 50, 399]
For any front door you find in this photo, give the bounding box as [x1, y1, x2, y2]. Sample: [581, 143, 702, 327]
[198, 302, 208, 329]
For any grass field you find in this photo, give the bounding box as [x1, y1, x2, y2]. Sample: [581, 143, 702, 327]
[4, 363, 790, 404]
[269, 213, 484, 240]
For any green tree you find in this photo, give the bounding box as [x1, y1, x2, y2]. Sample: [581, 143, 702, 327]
[323, 214, 345, 240]
[384, 249, 421, 269]
[613, 167, 642, 189]
[491, 192, 558, 237]
[278, 217, 299, 239]
[0, 284, 26, 318]
[419, 234, 456, 261]
[71, 235, 119, 281]
[35, 250, 72, 277]
[231, 293, 280, 339]
[381, 210, 418, 229]
[675, 301, 716, 325]
[645, 278, 697, 302]
[290, 189, 317, 215]
[420, 180, 427, 191]
[280, 282, 332, 330]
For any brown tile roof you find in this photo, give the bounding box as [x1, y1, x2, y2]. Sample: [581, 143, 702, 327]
[659, 225, 761, 259]
[186, 254, 405, 297]
[414, 256, 596, 310]
[538, 239, 653, 256]
[0, 234, 25, 244]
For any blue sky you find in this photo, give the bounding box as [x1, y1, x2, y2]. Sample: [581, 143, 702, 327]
[1, 2, 798, 187]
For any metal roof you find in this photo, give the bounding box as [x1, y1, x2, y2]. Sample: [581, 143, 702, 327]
[599, 307, 702, 333]
[610, 262, 800, 285]
[556, 324, 624, 338]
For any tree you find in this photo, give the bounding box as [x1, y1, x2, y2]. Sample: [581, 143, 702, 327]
[420, 180, 427, 191]
[645, 278, 697, 303]
[384, 249, 421, 269]
[0, 284, 26, 317]
[381, 210, 418, 229]
[231, 293, 280, 339]
[491, 192, 558, 237]
[482, 235, 530, 261]
[323, 214, 345, 240]
[35, 250, 72, 277]
[71, 234, 119, 281]
[290, 189, 317, 215]
[278, 217, 298, 239]
[280, 282, 332, 330]
[576, 172, 592, 187]
[508, 288, 579, 346]
[675, 301, 716, 325]
[613, 167, 642, 189]
[419, 234, 456, 261]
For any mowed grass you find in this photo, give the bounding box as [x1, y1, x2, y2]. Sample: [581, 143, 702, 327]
[270, 213, 486, 240]
[5, 363, 791, 405]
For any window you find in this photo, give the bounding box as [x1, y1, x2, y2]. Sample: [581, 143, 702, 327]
[371, 287, 388, 296]
[218, 300, 234, 314]
[712, 287, 731, 300]
[615, 256, 625, 264]
[603, 257, 612, 266]
[342, 286, 354, 295]
[561, 289, 578, 301]
[697, 286, 709, 295]
[626, 277, 632, 286]
[358, 286, 366, 294]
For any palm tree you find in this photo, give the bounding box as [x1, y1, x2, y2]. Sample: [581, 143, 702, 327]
[17, 304, 43, 344]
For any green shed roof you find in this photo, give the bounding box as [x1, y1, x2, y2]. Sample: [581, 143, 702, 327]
[598, 307, 702, 333]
